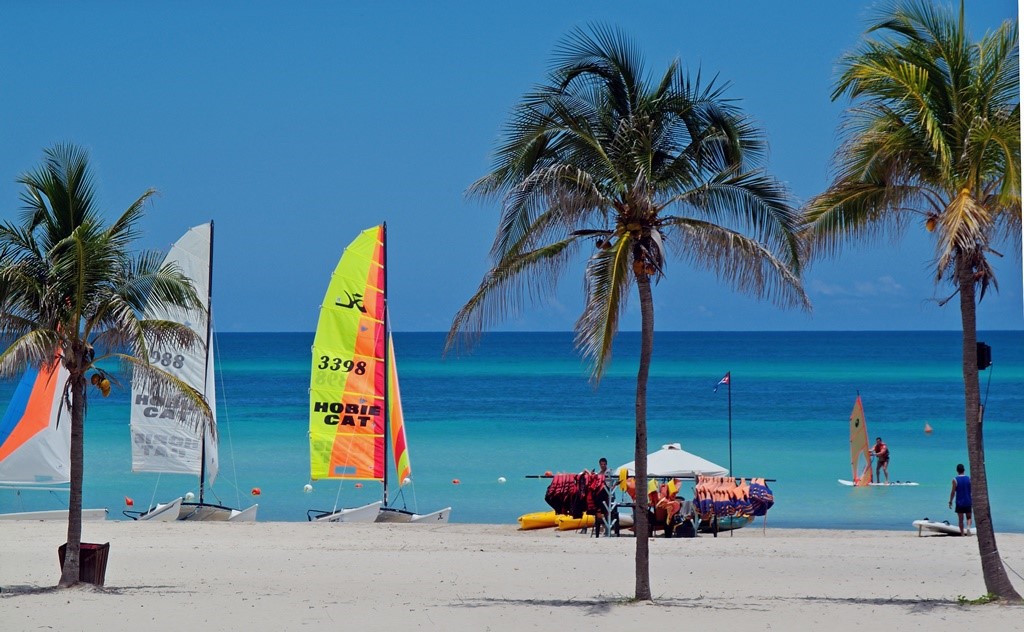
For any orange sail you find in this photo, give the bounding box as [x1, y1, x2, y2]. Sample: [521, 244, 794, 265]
[849, 395, 872, 486]
[387, 334, 411, 484]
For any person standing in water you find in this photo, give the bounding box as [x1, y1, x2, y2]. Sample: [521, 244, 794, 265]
[871, 437, 890, 483]
[949, 463, 973, 536]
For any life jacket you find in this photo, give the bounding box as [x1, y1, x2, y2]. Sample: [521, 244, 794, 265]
[748, 478, 774, 516]
[583, 472, 607, 514]
[544, 473, 579, 515]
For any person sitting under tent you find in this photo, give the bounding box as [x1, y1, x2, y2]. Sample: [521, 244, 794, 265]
[653, 479, 683, 527]
[622, 476, 690, 537]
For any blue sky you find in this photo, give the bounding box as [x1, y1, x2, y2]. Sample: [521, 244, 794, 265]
[1, 1, 1019, 333]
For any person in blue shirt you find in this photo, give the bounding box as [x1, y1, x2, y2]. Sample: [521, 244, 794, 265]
[948, 463, 973, 536]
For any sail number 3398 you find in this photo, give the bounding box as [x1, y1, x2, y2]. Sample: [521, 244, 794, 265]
[317, 356, 366, 374]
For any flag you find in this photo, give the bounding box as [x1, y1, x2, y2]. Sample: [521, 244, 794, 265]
[713, 372, 730, 392]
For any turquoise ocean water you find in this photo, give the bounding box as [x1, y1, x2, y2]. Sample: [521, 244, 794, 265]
[2, 331, 1022, 532]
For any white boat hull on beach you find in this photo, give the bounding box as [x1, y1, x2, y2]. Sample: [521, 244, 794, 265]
[913, 519, 976, 536]
[313, 501, 383, 523]
[136, 497, 183, 521]
[375, 506, 452, 523]
[136, 497, 258, 522]
[177, 502, 259, 522]
[0, 507, 108, 521]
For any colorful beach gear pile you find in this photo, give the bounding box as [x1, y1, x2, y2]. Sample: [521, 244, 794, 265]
[693, 475, 774, 531]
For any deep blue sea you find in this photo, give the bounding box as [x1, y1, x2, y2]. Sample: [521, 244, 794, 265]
[2, 331, 1022, 532]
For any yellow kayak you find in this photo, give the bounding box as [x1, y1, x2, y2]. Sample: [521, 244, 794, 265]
[555, 513, 595, 531]
[517, 510, 557, 530]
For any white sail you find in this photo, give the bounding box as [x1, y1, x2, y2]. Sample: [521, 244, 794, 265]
[0, 359, 72, 485]
[129, 223, 218, 484]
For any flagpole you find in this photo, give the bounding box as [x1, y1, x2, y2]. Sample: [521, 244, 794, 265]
[727, 371, 733, 476]
[727, 372, 733, 538]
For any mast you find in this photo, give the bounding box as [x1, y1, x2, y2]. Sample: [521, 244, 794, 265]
[198, 220, 214, 505]
[381, 223, 390, 508]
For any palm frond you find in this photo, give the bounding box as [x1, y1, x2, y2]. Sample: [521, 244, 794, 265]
[445, 237, 579, 354]
[574, 235, 634, 379]
[458, 25, 806, 375]
[115, 353, 213, 435]
[811, 1, 1019, 298]
[0, 329, 61, 378]
[664, 217, 810, 311]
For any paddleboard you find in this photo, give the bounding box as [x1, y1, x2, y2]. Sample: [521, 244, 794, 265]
[555, 514, 595, 531]
[912, 518, 975, 536]
[517, 510, 557, 530]
[838, 479, 919, 487]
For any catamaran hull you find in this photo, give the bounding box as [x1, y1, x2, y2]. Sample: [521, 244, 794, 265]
[375, 506, 452, 523]
[0, 508, 108, 521]
[137, 497, 184, 521]
[135, 498, 258, 522]
[177, 502, 259, 521]
[313, 501, 383, 523]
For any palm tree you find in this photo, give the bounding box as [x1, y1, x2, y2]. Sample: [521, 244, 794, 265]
[0, 144, 210, 587]
[446, 26, 808, 601]
[805, 1, 1021, 601]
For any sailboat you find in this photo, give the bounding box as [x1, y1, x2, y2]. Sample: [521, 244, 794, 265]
[126, 222, 258, 521]
[838, 394, 918, 487]
[0, 355, 108, 520]
[307, 224, 451, 523]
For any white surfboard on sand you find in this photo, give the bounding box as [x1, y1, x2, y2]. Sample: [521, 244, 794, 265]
[913, 518, 975, 536]
[838, 479, 919, 487]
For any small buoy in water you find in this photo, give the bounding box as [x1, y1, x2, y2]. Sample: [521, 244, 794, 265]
[185, 492, 195, 501]
[452, 479, 461, 485]
[402, 477, 411, 486]
[924, 423, 933, 434]
[124, 496, 134, 507]
[498, 476, 506, 484]
[251, 487, 261, 496]
[303, 484, 313, 493]
[544, 470, 553, 477]
[355, 483, 363, 488]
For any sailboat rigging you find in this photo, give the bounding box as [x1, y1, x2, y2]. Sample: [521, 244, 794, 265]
[838, 394, 917, 487]
[307, 224, 450, 523]
[126, 222, 257, 521]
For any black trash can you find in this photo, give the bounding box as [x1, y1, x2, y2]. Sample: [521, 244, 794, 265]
[58, 542, 110, 586]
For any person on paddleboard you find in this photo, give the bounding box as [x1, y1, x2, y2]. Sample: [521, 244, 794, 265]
[870, 437, 890, 484]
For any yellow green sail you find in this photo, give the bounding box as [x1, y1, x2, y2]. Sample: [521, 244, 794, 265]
[309, 224, 411, 490]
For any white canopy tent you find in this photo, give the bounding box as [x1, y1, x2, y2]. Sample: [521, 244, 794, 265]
[616, 443, 728, 478]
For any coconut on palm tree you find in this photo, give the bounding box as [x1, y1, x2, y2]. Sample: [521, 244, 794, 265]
[805, 1, 1021, 601]
[0, 144, 211, 586]
[446, 26, 808, 601]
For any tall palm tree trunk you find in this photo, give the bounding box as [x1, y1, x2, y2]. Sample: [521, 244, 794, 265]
[633, 272, 654, 601]
[59, 369, 86, 587]
[957, 256, 1022, 601]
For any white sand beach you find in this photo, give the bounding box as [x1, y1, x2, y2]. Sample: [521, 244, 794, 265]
[1, 521, 1022, 630]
